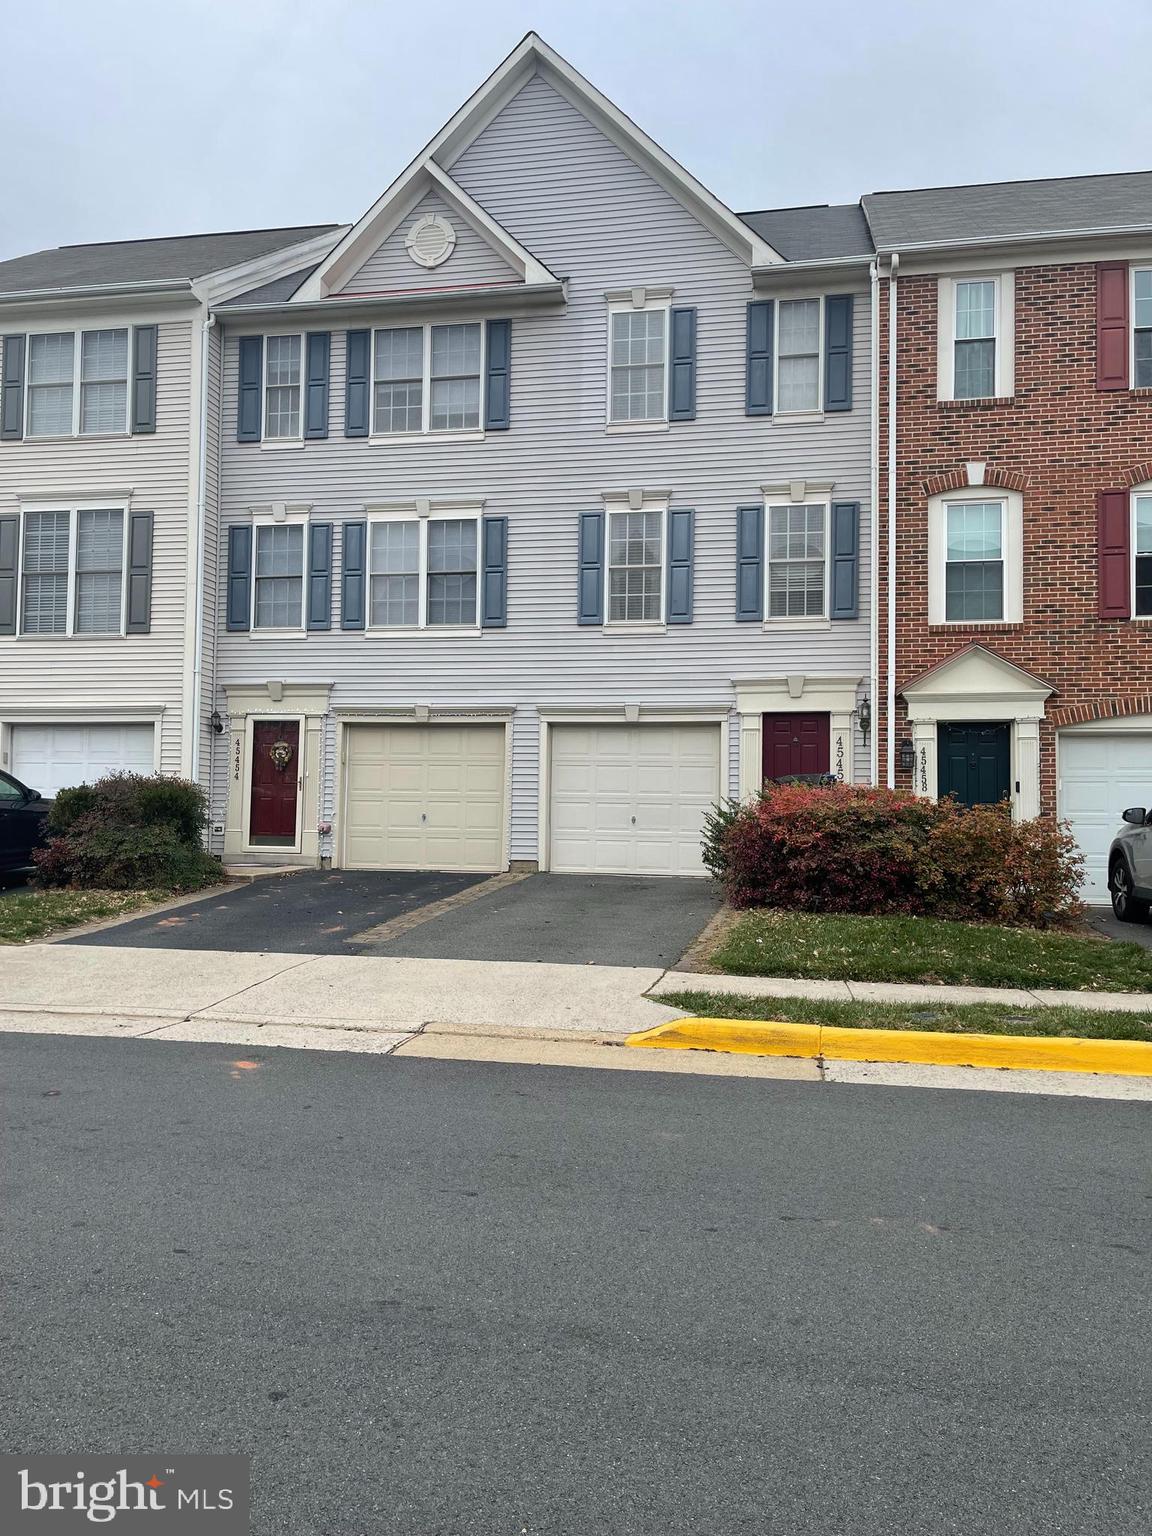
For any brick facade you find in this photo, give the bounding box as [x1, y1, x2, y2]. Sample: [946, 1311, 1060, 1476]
[877, 260, 1152, 813]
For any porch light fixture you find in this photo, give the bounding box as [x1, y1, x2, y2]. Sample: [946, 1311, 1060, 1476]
[898, 739, 916, 773]
[855, 695, 871, 746]
[209, 711, 225, 735]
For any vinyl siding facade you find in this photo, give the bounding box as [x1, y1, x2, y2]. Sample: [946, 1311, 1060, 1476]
[0, 305, 199, 784]
[211, 72, 872, 868]
[335, 188, 520, 295]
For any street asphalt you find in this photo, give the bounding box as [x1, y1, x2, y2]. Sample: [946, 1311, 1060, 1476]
[3, 1032, 1149, 1535]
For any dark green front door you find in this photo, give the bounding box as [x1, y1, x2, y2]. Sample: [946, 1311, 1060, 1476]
[937, 723, 1011, 807]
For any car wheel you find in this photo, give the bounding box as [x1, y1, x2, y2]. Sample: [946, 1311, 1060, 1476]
[1110, 859, 1150, 923]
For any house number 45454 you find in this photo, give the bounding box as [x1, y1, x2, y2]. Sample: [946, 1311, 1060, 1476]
[233, 738, 242, 783]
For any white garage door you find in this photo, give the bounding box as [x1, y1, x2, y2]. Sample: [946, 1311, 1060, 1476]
[1059, 731, 1152, 902]
[343, 723, 505, 872]
[549, 723, 720, 876]
[9, 723, 155, 799]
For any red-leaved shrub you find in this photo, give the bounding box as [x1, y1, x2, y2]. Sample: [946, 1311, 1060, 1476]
[717, 782, 1083, 927]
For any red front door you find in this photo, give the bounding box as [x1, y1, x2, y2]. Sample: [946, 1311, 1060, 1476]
[249, 720, 300, 845]
[762, 712, 830, 782]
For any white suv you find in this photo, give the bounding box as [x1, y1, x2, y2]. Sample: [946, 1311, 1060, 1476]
[1108, 807, 1152, 922]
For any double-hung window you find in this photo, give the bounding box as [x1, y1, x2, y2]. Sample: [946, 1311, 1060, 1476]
[372, 324, 482, 436]
[608, 301, 668, 423]
[607, 508, 663, 622]
[1135, 494, 1152, 617]
[264, 335, 303, 440]
[253, 522, 306, 629]
[368, 513, 479, 628]
[1133, 269, 1152, 389]
[20, 506, 126, 635]
[776, 299, 822, 412]
[953, 281, 996, 399]
[944, 501, 1004, 621]
[26, 329, 130, 437]
[766, 501, 827, 618]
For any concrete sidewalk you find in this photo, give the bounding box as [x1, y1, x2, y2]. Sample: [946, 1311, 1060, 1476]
[651, 970, 1152, 1012]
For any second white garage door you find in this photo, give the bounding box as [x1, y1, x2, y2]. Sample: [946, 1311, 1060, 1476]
[9, 723, 155, 799]
[549, 723, 721, 876]
[343, 723, 506, 872]
[1059, 729, 1152, 902]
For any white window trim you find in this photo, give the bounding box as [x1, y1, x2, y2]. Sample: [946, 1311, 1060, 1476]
[774, 293, 825, 418]
[936, 273, 1015, 402]
[1131, 267, 1152, 389]
[261, 332, 306, 445]
[250, 512, 310, 635]
[602, 495, 667, 628]
[605, 291, 672, 428]
[24, 328, 132, 440]
[16, 501, 131, 639]
[365, 505, 483, 633]
[1131, 483, 1152, 620]
[368, 322, 486, 442]
[927, 488, 1023, 626]
[763, 494, 831, 627]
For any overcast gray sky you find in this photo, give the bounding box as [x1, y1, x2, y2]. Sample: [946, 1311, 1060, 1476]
[2, 0, 1150, 261]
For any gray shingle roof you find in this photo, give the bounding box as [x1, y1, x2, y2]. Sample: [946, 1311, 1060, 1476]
[218, 266, 321, 307]
[0, 225, 341, 296]
[739, 204, 873, 262]
[864, 170, 1152, 250]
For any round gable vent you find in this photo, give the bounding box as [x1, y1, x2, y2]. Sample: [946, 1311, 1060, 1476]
[405, 214, 456, 269]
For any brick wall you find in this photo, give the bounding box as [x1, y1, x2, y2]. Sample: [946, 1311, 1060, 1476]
[877, 261, 1152, 811]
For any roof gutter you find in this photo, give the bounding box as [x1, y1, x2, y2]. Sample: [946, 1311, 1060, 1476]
[214, 279, 568, 324]
[751, 254, 873, 285]
[0, 278, 194, 306]
[871, 220, 1152, 258]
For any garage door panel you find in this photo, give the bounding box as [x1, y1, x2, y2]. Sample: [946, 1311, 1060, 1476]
[549, 723, 720, 877]
[343, 723, 505, 872]
[10, 723, 155, 799]
[1060, 732, 1152, 902]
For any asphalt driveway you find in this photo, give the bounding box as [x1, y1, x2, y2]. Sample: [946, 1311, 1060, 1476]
[65, 868, 721, 967]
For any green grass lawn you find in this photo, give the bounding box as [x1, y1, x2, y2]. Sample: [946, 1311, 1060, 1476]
[709, 909, 1152, 992]
[0, 887, 169, 944]
[659, 989, 1152, 1043]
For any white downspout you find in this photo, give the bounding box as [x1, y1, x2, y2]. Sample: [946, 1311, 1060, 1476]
[868, 258, 880, 785]
[886, 253, 899, 788]
[190, 311, 216, 786]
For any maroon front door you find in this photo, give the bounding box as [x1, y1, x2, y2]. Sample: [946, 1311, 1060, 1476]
[249, 720, 300, 846]
[762, 712, 830, 782]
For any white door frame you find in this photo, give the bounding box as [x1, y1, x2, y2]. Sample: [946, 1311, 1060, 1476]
[537, 708, 729, 874]
[732, 676, 863, 798]
[240, 712, 306, 855]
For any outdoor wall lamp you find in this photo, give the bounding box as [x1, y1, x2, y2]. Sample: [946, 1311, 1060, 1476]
[855, 695, 871, 746]
[898, 739, 917, 773]
[209, 711, 225, 735]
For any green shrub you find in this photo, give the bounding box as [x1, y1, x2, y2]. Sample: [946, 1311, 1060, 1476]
[713, 781, 1084, 927]
[35, 773, 222, 893]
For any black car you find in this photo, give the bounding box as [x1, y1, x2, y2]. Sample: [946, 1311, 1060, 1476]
[0, 771, 50, 877]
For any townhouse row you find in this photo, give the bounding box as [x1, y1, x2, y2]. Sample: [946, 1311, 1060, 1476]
[0, 33, 1148, 901]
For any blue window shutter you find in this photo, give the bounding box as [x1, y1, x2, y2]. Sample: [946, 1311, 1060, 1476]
[125, 510, 154, 634]
[830, 501, 860, 619]
[481, 516, 508, 627]
[484, 319, 511, 430]
[341, 519, 367, 629]
[226, 525, 252, 631]
[669, 307, 697, 421]
[577, 512, 604, 626]
[746, 301, 773, 416]
[304, 332, 330, 439]
[130, 325, 157, 434]
[666, 508, 695, 623]
[237, 336, 262, 442]
[824, 295, 854, 412]
[345, 330, 370, 437]
[1, 334, 25, 441]
[736, 505, 764, 621]
[0, 514, 18, 634]
[307, 522, 333, 630]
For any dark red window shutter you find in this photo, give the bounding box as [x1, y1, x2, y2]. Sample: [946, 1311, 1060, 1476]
[1097, 262, 1129, 390]
[1097, 489, 1131, 619]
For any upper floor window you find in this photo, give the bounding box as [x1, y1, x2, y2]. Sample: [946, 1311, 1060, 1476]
[368, 512, 479, 628]
[1135, 494, 1152, 617]
[776, 300, 822, 412]
[264, 336, 303, 440]
[767, 501, 827, 618]
[20, 506, 126, 634]
[1133, 269, 1152, 388]
[937, 274, 1014, 402]
[609, 305, 668, 423]
[372, 324, 482, 436]
[926, 489, 1023, 624]
[253, 521, 305, 629]
[27, 329, 129, 438]
[607, 508, 663, 622]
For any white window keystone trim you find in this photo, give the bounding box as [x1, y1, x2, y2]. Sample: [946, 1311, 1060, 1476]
[937, 272, 1015, 401]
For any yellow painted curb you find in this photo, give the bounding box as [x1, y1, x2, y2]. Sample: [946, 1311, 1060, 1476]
[626, 1017, 1152, 1077]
